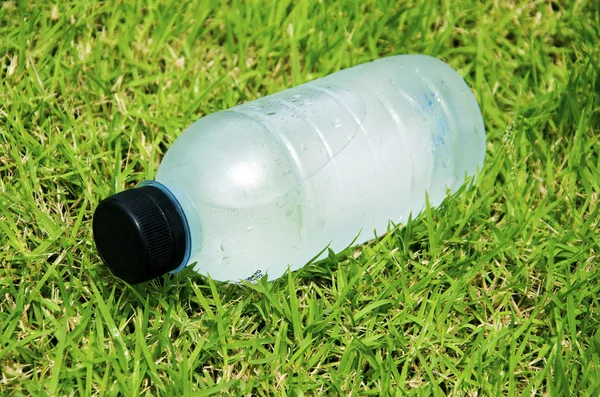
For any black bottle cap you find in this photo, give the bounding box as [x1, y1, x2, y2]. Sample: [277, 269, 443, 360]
[92, 185, 188, 284]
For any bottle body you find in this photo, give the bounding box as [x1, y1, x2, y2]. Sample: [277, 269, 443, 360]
[155, 54, 485, 282]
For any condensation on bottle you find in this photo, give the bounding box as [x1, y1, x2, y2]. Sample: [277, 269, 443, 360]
[93, 54, 485, 284]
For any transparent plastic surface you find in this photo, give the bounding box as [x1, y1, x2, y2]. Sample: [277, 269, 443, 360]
[155, 54, 486, 281]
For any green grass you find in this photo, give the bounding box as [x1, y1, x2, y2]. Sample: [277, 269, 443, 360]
[1, 0, 599, 395]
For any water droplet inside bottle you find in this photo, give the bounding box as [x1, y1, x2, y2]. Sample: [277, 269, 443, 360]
[266, 111, 276, 115]
[331, 118, 342, 128]
[300, 143, 308, 151]
[389, 78, 396, 85]
[246, 225, 256, 231]
[317, 218, 325, 229]
[293, 94, 301, 99]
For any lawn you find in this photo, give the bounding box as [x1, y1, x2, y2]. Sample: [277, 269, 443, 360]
[1, 0, 599, 395]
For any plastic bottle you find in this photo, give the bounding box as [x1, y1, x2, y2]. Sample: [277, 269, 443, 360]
[92, 54, 485, 284]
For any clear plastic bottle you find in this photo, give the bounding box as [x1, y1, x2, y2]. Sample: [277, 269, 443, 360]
[93, 54, 485, 284]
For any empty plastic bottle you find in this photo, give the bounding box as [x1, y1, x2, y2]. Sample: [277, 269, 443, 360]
[93, 54, 486, 284]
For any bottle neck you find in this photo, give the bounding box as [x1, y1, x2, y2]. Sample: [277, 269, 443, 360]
[138, 180, 196, 273]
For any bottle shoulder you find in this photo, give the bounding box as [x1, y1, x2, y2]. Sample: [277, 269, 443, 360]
[157, 111, 298, 209]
